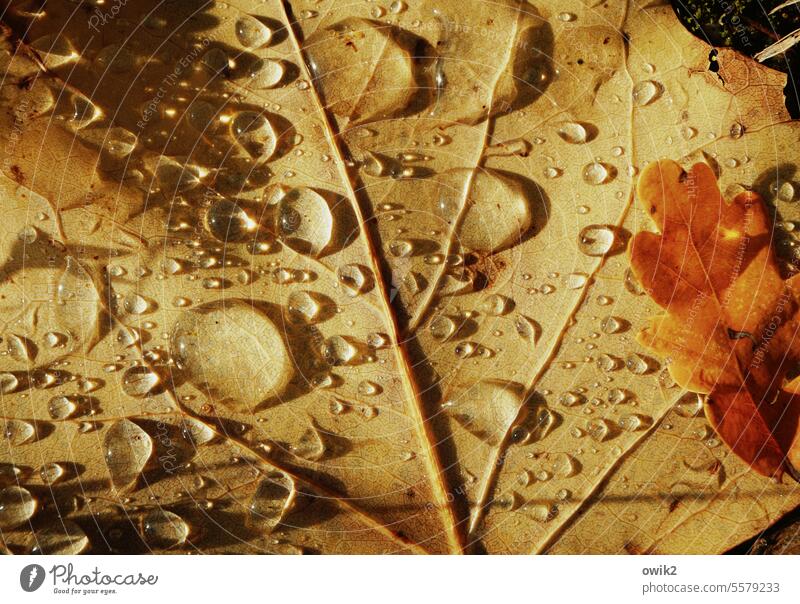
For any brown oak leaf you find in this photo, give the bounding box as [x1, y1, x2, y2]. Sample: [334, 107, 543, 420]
[629, 159, 800, 479]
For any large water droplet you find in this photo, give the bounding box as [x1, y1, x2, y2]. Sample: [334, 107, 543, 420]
[480, 294, 513, 316]
[447, 381, 524, 446]
[250, 470, 299, 531]
[235, 15, 273, 48]
[0, 486, 36, 529]
[632, 80, 662, 106]
[3, 419, 35, 445]
[674, 391, 704, 418]
[103, 419, 153, 490]
[323, 336, 359, 365]
[247, 58, 286, 88]
[557, 121, 588, 144]
[29, 520, 88, 554]
[142, 509, 190, 548]
[205, 199, 257, 242]
[39, 462, 66, 484]
[48, 395, 79, 419]
[430, 315, 457, 341]
[582, 161, 612, 185]
[121, 366, 161, 398]
[232, 111, 277, 160]
[578, 225, 617, 256]
[277, 188, 333, 256]
[171, 301, 293, 410]
[337, 264, 372, 297]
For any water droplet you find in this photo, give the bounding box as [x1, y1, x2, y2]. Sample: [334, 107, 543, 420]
[3, 419, 35, 445]
[142, 509, 190, 548]
[277, 188, 334, 256]
[30, 34, 76, 68]
[0, 486, 36, 529]
[201, 48, 230, 74]
[454, 341, 477, 359]
[286, 291, 323, 323]
[156, 158, 200, 192]
[171, 301, 293, 409]
[389, 239, 414, 258]
[104, 419, 153, 489]
[48, 395, 79, 419]
[559, 391, 585, 407]
[205, 200, 257, 242]
[632, 80, 662, 106]
[0, 372, 19, 394]
[674, 391, 704, 418]
[582, 161, 612, 185]
[250, 470, 299, 531]
[514, 315, 539, 343]
[121, 366, 160, 398]
[607, 388, 628, 405]
[729, 122, 744, 139]
[323, 336, 358, 365]
[480, 294, 513, 316]
[28, 520, 88, 554]
[292, 422, 327, 461]
[557, 121, 588, 144]
[6, 334, 34, 363]
[586, 418, 612, 442]
[596, 353, 621, 372]
[430, 315, 456, 341]
[619, 413, 649, 431]
[337, 264, 372, 296]
[528, 503, 557, 523]
[39, 462, 65, 484]
[232, 111, 277, 160]
[247, 58, 286, 88]
[778, 181, 796, 202]
[625, 353, 650, 375]
[681, 125, 697, 140]
[180, 418, 216, 447]
[448, 381, 524, 445]
[600, 315, 624, 334]
[624, 268, 645, 296]
[235, 15, 273, 48]
[578, 225, 617, 256]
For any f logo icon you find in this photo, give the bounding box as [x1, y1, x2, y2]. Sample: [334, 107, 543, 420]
[20, 564, 45, 592]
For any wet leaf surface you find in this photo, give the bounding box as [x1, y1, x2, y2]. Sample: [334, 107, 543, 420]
[0, 0, 799, 554]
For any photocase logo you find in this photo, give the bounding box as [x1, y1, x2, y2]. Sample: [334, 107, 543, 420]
[20, 564, 45, 592]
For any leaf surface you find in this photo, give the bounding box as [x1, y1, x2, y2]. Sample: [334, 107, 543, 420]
[0, 0, 799, 555]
